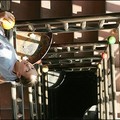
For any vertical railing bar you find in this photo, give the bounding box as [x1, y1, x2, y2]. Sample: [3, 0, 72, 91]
[28, 87, 34, 119]
[99, 63, 103, 120]
[109, 44, 117, 119]
[101, 60, 105, 119]
[41, 72, 46, 119]
[11, 82, 18, 119]
[97, 67, 101, 120]
[103, 57, 109, 119]
[37, 64, 43, 119]
[45, 72, 49, 119]
[33, 85, 38, 119]
[17, 84, 25, 119]
[28, 85, 38, 119]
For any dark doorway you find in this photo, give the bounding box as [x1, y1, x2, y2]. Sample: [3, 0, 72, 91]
[48, 71, 98, 120]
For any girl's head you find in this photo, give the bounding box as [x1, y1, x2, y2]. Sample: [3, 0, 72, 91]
[16, 60, 38, 87]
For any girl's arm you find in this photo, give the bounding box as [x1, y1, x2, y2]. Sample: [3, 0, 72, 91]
[0, 75, 6, 84]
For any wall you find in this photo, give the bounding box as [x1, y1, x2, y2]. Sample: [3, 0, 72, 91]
[0, 0, 106, 119]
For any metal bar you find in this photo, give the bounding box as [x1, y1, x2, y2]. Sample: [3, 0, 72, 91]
[28, 86, 38, 120]
[14, 12, 120, 33]
[41, 68, 46, 120]
[50, 41, 108, 48]
[43, 56, 102, 61]
[37, 65, 43, 119]
[97, 67, 101, 120]
[49, 66, 97, 71]
[49, 66, 97, 70]
[13, 27, 17, 50]
[109, 44, 117, 119]
[11, 83, 25, 120]
[28, 87, 34, 119]
[0, 0, 10, 10]
[15, 12, 120, 26]
[99, 66, 102, 120]
[58, 68, 97, 72]
[33, 86, 38, 119]
[48, 48, 106, 55]
[38, 65, 47, 119]
[102, 60, 106, 119]
[44, 72, 49, 119]
[100, 60, 105, 119]
[44, 24, 118, 33]
[48, 65, 97, 70]
[43, 61, 100, 67]
[47, 63, 96, 68]
[15, 24, 118, 33]
[107, 63, 113, 119]
[16, 84, 24, 119]
[11, 82, 18, 120]
[41, 72, 47, 119]
[103, 58, 109, 120]
[103, 55, 110, 120]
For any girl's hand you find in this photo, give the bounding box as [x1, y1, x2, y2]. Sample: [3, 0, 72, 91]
[0, 11, 15, 23]
[0, 11, 15, 29]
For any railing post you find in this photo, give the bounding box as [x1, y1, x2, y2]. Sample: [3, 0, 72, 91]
[11, 82, 25, 119]
[108, 44, 117, 119]
[103, 54, 109, 119]
[28, 85, 38, 119]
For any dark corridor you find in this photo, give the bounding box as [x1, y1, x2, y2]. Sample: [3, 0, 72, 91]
[48, 71, 98, 120]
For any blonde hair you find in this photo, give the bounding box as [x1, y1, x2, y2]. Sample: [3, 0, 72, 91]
[19, 75, 38, 87]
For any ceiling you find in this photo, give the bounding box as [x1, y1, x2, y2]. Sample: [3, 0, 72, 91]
[15, 12, 120, 73]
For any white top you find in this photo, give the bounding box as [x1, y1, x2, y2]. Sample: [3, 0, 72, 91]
[0, 27, 18, 81]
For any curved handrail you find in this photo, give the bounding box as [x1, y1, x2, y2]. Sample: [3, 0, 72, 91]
[28, 32, 53, 64]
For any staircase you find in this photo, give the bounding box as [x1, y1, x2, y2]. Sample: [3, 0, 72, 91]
[0, 0, 120, 120]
